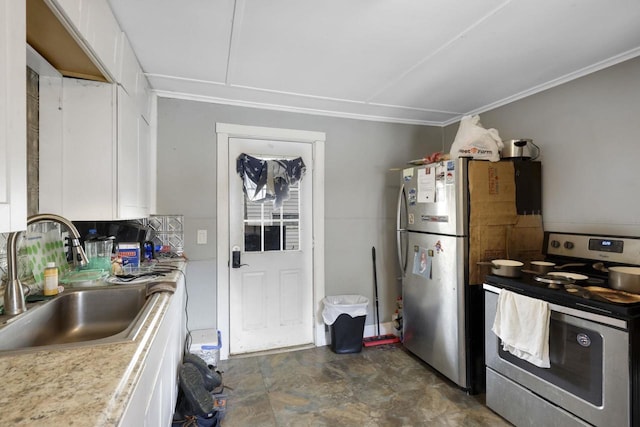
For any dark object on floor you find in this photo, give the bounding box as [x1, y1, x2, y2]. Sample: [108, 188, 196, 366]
[183, 353, 223, 391]
[179, 363, 214, 416]
[172, 386, 226, 427]
[363, 246, 400, 347]
[172, 412, 221, 427]
[173, 353, 226, 426]
[330, 313, 366, 354]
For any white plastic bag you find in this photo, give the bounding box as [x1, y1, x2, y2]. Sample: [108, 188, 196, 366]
[450, 115, 503, 162]
[322, 295, 368, 325]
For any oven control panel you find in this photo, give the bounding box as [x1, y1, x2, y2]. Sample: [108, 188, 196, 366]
[546, 232, 640, 265]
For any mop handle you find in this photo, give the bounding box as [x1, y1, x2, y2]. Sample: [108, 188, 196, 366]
[372, 246, 380, 337]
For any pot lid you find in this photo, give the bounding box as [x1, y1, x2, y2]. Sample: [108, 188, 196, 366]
[493, 259, 524, 267]
[548, 272, 589, 281]
[534, 274, 575, 286]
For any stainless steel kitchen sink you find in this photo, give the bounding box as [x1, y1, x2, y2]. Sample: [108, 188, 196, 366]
[0, 284, 157, 355]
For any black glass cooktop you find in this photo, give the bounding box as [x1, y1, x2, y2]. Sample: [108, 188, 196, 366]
[484, 273, 640, 320]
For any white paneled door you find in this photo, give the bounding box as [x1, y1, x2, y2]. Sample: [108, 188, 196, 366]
[228, 137, 314, 355]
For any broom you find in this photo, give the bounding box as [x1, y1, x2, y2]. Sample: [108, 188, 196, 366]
[363, 246, 401, 347]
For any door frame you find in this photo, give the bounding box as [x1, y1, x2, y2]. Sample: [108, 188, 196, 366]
[216, 123, 326, 360]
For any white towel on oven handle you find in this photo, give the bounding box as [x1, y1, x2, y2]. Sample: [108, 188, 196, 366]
[492, 289, 551, 368]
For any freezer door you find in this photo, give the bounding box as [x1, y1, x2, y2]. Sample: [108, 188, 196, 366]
[403, 232, 468, 388]
[401, 158, 468, 236]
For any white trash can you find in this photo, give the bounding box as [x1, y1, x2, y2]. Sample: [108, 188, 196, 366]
[189, 329, 221, 367]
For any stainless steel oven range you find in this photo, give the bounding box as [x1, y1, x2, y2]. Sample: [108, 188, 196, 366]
[483, 232, 640, 427]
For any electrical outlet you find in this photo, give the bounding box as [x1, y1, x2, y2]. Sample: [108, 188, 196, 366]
[197, 229, 207, 245]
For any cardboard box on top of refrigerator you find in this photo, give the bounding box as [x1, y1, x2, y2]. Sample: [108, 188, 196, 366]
[468, 160, 518, 226]
[468, 160, 519, 285]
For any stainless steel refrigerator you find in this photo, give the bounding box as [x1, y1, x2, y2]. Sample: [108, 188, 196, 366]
[397, 159, 540, 393]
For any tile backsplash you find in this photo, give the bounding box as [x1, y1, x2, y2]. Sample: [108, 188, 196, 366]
[144, 215, 184, 255]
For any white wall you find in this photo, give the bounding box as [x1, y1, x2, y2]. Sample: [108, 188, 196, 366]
[445, 55, 640, 237]
[155, 100, 442, 331]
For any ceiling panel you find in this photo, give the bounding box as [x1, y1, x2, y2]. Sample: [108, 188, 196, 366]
[107, 0, 640, 125]
[227, 0, 506, 101]
[373, 0, 640, 113]
[108, 0, 235, 82]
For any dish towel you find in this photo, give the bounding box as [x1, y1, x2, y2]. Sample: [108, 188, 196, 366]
[492, 289, 551, 368]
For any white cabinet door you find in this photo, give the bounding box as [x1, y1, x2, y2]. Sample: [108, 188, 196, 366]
[136, 71, 151, 122]
[40, 78, 150, 221]
[58, 78, 117, 220]
[82, 0, 120, 78]
[117, 86, 148, 219]
[0, 0, 27, 232]
[138, 116, 151, 213]
[119, 32, 152, 121]
[117, 33, 138, 96]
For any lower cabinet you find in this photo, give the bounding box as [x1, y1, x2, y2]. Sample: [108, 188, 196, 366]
[119, 276, 186, 426]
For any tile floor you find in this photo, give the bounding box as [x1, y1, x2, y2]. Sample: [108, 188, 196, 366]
[216, 344, 511, 426]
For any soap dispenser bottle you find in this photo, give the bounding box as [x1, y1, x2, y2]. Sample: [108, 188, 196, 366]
[43, 262, 59, 296]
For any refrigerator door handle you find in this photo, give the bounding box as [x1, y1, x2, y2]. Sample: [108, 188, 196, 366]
[396, 184, 408, 274]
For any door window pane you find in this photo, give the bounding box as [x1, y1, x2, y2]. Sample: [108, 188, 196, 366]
[243, 178, 301, 252]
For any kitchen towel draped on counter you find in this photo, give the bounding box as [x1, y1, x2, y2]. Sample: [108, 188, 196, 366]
[492, 289, 551, 368]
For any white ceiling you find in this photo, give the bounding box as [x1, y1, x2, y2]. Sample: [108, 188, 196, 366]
[107, 0, 640, 126]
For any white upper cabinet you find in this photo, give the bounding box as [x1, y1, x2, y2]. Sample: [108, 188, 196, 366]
[118, 32, 152, 121]
[45, 0, 120, 81]
[40, 78, 150, 221]
[117, 85, 149, 219]
[82, 0, 120, 78]
[35, 0, 154, 220]
[51, 78, 117, 220]
[48, 0, 152, 115]
[136, 68, 151, 122]
[42, 0, 153, 122]
[117, 32, 137, 95]
[0, 0, 27, 233]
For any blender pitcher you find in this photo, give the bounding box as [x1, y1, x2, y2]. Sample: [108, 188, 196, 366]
[85, 238, 113, 271]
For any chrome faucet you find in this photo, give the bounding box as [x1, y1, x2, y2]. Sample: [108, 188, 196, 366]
[3, 213, 89, 316]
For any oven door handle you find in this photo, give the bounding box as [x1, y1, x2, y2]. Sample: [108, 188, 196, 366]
[483, 283, 628, 329]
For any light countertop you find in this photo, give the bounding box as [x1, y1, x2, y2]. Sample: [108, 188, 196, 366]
[0, 261, 186, 426]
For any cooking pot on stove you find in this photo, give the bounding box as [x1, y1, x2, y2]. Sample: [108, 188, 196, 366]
[500, 139, 540, 160]
[529, 261, 555, 274]
[593, 263, 640, 293]
[609, 267, 640, 294]
[478, 259, 524, 278]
